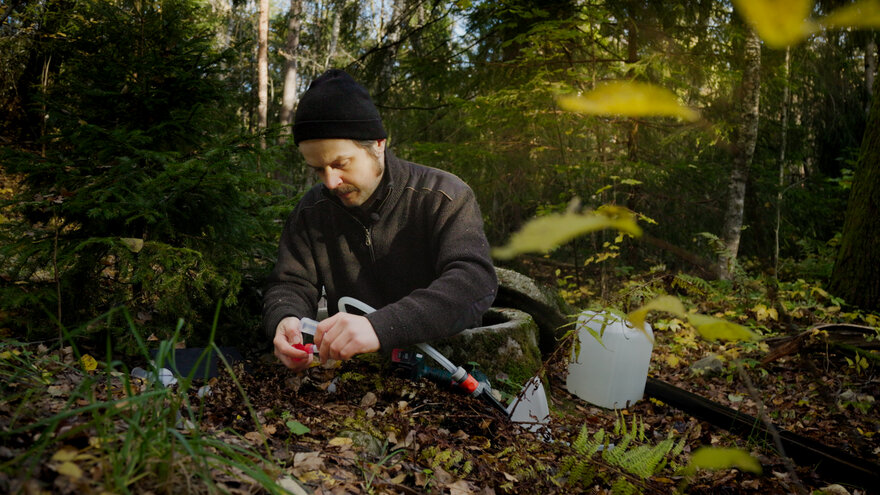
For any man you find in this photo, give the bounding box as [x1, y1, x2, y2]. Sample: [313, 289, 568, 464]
[263, 69, 498, 372]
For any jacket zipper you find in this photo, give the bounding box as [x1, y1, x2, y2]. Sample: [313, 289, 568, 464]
[327, 186, 392, 265]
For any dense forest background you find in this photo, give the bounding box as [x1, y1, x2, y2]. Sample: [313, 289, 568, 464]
[1, 0, 877, 348]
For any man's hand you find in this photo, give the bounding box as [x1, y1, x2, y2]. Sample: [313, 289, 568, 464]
[314, 313, 380, 363]
[273, 317, 313, 372]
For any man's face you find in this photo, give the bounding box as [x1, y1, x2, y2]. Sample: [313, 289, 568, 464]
[299, 139, 385, 207]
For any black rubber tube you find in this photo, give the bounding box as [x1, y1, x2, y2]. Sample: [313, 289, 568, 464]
[645, 377, 880, 489]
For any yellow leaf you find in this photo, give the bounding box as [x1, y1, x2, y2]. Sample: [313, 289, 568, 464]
[52, 446, 79, 462]
[81, 354, 98, 372]
[686, 446, 762, 474]
[688, 314, 758, 342]
[666, 354, 681, 367]
[328, 437, 353, 447]
[492, 206, 641, 260]
[627, 296, 687, 338]
[56, 461, 84, 479]
[558, 81, 700, 121]
[732, 0, 817, 48]
[820, 0, 880, 28]
[120, 237, 144, 253]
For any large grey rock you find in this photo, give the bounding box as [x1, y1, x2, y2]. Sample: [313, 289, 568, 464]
[434, 307, 542, 386]
[494, 267, 576, 353]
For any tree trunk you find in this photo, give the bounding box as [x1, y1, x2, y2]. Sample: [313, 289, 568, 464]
[718, 28, 761, 279]
[257, 0, 269, 148]
[324, 9, 341, 69]
[866, 38, 876, 115]
[828, 78, 880, 312]
[279, 0, 303, 143]
[774, 47, 790, 278]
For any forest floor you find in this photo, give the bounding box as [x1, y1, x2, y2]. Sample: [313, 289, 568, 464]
[2, 320, 878, 494]
[2, 270, 879, 494]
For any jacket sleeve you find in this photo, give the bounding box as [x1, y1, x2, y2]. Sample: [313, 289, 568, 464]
[365, 184, 498, 349]
[261, 201, 322, 340]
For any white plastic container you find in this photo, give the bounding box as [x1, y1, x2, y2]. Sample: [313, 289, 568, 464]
[566, 311, 654, 409]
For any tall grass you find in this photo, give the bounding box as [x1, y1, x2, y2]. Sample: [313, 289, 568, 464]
[0, 307, 285, 494]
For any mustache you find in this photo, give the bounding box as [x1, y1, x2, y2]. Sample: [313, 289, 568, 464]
[334, 184, 358, 196]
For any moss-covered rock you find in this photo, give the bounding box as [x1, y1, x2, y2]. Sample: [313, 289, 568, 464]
[494, 267, 577, 353]
[433, 307, 542, 387]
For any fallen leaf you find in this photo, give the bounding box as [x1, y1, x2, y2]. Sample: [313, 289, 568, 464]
[328, 437, 354, 448]
[292, 452, 324, 474]
[55, 461, 83, 479]
[120, 237, 144, 253]
[80, 354, 98, 372]
[244, 431, 264, 443]
[51, 446, 79, 462]
[360, 391, 377, 408]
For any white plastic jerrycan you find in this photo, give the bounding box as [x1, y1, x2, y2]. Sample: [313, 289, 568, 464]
[566, 310, 654, 409]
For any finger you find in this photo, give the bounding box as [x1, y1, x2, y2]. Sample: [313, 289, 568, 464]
[275, 338, 310, 360]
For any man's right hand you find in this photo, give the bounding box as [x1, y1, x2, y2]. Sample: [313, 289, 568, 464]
[273, 317, 313, 372]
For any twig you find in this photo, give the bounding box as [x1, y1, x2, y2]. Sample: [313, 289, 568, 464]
[736, 361, 807, 495]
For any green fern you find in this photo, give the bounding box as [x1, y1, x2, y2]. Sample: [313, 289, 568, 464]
[562, 414, 687, 492]
[671, 273, 711, 297]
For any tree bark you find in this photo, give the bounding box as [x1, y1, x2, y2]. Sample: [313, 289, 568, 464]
[774, 47, 790, 278]
[828, 78, 880, 312]
[279, 0, 303, 144]
[866, 38, 876, 115]
[718, 28, 761, 279]
[257, 0, 269, 148]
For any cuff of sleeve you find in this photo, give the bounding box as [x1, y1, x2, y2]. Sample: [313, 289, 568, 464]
[366, 309, 405, 351]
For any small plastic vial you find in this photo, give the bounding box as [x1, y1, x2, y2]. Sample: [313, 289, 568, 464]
[300, 317, 318, 336]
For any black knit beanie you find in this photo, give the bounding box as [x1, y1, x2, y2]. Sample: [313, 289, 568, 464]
[293, 69, 387, 145]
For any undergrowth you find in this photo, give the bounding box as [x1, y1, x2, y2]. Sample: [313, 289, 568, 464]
[0, 308, 285, 495]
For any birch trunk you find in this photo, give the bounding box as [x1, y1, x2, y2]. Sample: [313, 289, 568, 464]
[718, 28, 761, 279]
[257, 0, 269, 148]
[774, 47, 790, 278]
[279, 0, 303, 143]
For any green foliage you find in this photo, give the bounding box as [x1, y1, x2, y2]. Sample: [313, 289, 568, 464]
[420, 446, 473, 476]
[561, 414, 687, 490]
[0, 0, 289, 346]
[0, 312, 287, 494]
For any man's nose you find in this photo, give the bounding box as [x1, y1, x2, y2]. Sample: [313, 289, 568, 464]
[323, 168, 343, 189]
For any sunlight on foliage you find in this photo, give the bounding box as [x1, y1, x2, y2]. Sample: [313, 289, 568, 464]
[492, 206, 641, 260]
[558, 81, 700, 122]
[684, 447, 762, 474]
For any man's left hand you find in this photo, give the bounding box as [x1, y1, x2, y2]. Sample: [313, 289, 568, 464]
[314, 313, 380, 363]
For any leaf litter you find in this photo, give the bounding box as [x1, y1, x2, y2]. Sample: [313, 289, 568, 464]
[2, 332, 877, 494]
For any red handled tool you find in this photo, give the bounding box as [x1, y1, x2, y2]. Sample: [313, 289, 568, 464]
[292, 343, 319, 355]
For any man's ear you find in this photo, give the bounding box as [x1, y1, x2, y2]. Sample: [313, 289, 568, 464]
[376, 139, 387, 153]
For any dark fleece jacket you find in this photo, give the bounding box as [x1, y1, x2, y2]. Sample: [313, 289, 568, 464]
[262, 149, 498, 350]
